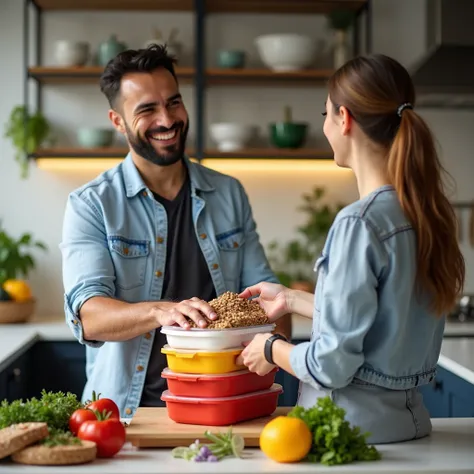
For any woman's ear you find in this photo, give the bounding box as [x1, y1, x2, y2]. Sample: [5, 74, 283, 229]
[338, 105, 352, 136]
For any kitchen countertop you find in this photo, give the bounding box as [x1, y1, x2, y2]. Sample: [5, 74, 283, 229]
[1, 315, 474, 384]
[0, 418, 473, 473]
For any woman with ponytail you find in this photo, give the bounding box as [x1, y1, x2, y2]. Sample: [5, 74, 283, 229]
[236, 54, 465, 443]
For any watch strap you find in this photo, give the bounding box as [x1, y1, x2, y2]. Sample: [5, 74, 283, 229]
[264, 334, 288, 365]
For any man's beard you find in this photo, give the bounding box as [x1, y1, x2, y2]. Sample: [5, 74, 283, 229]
[125, 120, 189, 167]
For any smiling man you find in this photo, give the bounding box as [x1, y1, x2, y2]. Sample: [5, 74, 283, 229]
[59, 44, 288, 418]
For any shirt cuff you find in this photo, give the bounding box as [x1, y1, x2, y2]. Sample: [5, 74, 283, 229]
[290, 341, 325, 390]
[64, 293, 104, 348]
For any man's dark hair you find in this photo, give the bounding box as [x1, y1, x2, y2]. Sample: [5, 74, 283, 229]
[99, 44, 177, 109]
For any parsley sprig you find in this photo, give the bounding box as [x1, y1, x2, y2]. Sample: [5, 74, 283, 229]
[287, 396, 381, 466]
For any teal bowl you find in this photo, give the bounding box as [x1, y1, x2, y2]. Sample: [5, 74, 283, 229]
[77, 128, 115, 148]
[269, 122, 308, 148]
[217, 50, 246, 69]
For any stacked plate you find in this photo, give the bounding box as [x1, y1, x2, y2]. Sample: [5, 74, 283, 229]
[160, 324, 283, 426]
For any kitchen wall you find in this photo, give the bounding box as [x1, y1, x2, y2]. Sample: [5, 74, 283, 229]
[1, 0, 474, 316]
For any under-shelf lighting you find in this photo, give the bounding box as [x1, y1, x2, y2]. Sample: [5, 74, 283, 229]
[35, 157, 348, 173]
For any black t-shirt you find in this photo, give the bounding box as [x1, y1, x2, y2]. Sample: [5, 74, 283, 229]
[140, 174, 216, 407]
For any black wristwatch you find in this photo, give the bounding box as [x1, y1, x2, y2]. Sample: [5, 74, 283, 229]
[264, 334, 288, 365]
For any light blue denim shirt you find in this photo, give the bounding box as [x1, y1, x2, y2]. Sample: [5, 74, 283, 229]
[290, 184, 445, 392]
[60, 153, 277, 418]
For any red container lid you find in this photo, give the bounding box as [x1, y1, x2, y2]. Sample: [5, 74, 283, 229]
[161, 383, 283, 404]
[161, 367, 278, 381]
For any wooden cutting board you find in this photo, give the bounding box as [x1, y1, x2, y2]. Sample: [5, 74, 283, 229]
[125, 407, 292, 448]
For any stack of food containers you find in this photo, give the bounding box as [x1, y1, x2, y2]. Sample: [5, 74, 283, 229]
[160, 324, 283, 426]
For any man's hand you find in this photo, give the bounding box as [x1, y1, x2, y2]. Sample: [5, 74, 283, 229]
[156, 297, 217, 329]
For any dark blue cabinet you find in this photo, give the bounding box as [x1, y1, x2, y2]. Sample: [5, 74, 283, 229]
[275, 338, 308, 407]
[0, 351, 31, 403]
[420, 365, 474, 418]
[28, 341, 87, 399]
[0, 342, 86, 403]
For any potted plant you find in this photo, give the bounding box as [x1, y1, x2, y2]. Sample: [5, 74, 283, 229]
[0, 224, 47, 323]
[3, 105, 52, 179]
[327, 9, 356, 68]
[266, 186, 345, 292]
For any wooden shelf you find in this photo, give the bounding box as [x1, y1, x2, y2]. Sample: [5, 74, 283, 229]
[32, 147, 331, 159]
[206, 68, 334, 86]
[205, 148, 332, 159]
[33, 0, 367, 14]
[28, 66, 333, 86]
[32, 0, 194, 11]
[206, 0, 367, 14]
[32, 147, 129, 158]
[28, 66, 195, 85]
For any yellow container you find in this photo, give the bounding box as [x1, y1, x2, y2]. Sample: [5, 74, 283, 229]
[161, 345, 244, 374]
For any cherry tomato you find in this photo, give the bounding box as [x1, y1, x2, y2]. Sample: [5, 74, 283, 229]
[69, 408, 97, 435]
[77, 418, 126, 458]
[85, 391, 120, 419]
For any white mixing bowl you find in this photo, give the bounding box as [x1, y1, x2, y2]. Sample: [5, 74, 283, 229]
[255, 34, 317, 71]
[209, 123, 256, 152]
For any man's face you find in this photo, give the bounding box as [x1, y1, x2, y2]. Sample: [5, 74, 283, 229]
[110, 67, 189, 167]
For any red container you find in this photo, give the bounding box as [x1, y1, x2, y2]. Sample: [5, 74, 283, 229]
[161, 367, 278, 398]
[161, 384, 283, 426]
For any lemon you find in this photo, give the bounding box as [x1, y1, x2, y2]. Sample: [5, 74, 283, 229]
[2, 279, 32, 302]
[260, 416, 312, 463]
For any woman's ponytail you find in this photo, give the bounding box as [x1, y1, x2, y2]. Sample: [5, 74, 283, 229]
[387, 109, 465, 316]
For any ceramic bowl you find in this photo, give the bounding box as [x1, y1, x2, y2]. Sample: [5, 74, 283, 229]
[269, 122, 308, 148]
[77, 128, 115, 148]
[54, 40, 90, 67]
[209, 123, 256, 152]
[217, 50, 246, 68]
[255, 34, 316, 71]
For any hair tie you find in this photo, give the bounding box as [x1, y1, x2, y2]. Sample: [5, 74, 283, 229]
[397, 102, 413, 117]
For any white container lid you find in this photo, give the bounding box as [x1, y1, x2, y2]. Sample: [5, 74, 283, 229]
[161, 383, 283, 403]
[161, 323, 275, 337]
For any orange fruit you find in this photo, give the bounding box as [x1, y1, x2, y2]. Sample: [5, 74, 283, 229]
[3, 279, 32, 302]
[260, 416, 312, 463]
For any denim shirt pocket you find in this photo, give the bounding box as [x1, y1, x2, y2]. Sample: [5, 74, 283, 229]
[313, 253, 328, 314]
[215, 227, 245, 286]
[107, 235, 150, 290]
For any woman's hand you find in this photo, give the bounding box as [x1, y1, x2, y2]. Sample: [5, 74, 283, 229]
[236, 333, 275, 376]
[156, 297, 217, 329]
[239, 282, 289, 321]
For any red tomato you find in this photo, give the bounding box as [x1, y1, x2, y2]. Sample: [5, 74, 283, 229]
[69, 408, 97, 435]
[77, 418, 126, 458]
[85, 391, 120, 420]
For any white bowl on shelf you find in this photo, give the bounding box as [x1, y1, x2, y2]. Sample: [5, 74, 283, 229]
[255, 34, 316, 71]
[209, 123, 256, 152]
[160, 324, 276, 351]
[54, 40, 90, 67]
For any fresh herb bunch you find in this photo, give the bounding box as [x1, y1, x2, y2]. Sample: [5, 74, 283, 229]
[0, 389, 83, 439]
[288, 396, 381, 466]
[42, 431, 82, 447]
[172, 427, 245, 462]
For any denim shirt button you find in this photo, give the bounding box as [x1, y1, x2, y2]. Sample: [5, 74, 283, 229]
[144, 332, 152, 340]
[212, 263, 219, 270]
[142, 191, 147, 197]
[156, 237, 164, 244]
[200, 233, 207, 239]
[125, 408, 132, 415]
[136, 365, 144, 372]
[155, 270, 163, 277]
